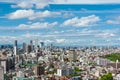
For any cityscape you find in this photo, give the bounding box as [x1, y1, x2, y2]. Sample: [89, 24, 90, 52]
[0, 0, 120, 80]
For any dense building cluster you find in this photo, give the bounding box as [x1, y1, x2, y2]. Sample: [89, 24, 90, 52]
[0, 40, 120, 80]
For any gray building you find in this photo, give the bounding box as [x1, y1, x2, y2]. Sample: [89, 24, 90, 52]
[0, 66, 4, 80]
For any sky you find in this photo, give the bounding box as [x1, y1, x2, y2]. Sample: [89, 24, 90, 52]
[0, 0, 120, 46]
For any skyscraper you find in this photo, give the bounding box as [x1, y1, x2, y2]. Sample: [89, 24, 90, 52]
[40, 42, 44, 50]
[68, 49, 77, 62]
[26, 45, 32, 54]
[35, 39, 39, 52]
[22, 42, 26, 52]
[0, 66, 4, 80]
[34, 65, 45, 76]
[30, 40, 33, 51]
[14, 40, 18, 55]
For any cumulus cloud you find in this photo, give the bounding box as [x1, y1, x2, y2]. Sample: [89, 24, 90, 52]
[0, 36, 24, 44]
[7, 10, 61, 20]
[18, 22, 58, 29]
[11, 1, 34, 8]
[62, 15, 100, 27]
[44, 40, 53, 43]
[34, 0, 50, 9]
[53, 0, 120, 4]
[21, 33, 40, 38]
[96, 33, 116, 38]
[107, 20, 120, 24]
[7, 9, 34, 19]
[29, 10, 61, 20]
[107, 16, 120, 24]
[56, 39, 66, 43]
[0, 0, 16, 3]
[11, 0, 51, 9]
[1, 0, 120, 4]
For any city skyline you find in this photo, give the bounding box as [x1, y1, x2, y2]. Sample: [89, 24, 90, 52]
[0, 0, 120, 46]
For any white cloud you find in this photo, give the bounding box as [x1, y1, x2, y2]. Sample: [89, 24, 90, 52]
[11, 1, 33, 8]
[107, 16, 120, 24]
[7, 9, 34, 19]
[34, 0, 50, 9]
[1, 0, 120, 4]
[18, 22, 58, 29]
[7, 10, 61, 20]
[10, 0, 51, 9]
[53, 0, 120, 4]
[56, 39, 66, 43]
[107, 20, 120, 24]
[62, 12, 74, 18]
[0, 36, 24, 44]
[44, 40, 53, 43]
[29, 10, 61, 20]
[96, 33, 116, 38]
[21, 33, 40, 38]
[0, 0, 16, 3]
[62, 15, 100, 27]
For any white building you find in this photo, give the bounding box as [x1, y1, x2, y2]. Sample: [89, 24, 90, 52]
[95, 57, 112, 66]
[57, 67, 74, 76]
[0, 60, 7, 73]
[0, 66, 4, 80]
[17, 71, 24, 78]
[115, 74, 120, 80]
[14, 40, 18, 55]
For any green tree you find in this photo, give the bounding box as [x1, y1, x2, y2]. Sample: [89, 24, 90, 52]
[101, 72, 113, 80]
[74, 67, 81, 72]
[104, 53, 120, 62]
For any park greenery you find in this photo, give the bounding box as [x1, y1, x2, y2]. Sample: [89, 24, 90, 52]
[103, 53, 120, 62]
[21, 61, 37, 68]
[69, 67, 83, 77]
[74, 67, 82, 72]
[101, 72, 113, 80]
[70, 73, 80, 77]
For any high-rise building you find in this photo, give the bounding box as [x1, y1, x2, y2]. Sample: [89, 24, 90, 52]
[30, 40, 33, 51]
[34, 39, 39, 52]
[57, 67, 74, 76]
[40, 42, 44, 47]
[0, 59, 7, 73]
[14, 40, 17, 46]
[0, 66, 4, 80]
[26, 45, 32, 54]
[14, 55, 20, 65]
[35, 39, 38, 47]
[14, 40, 18, 55]
[68, 49, 77, 62]
[22, 42, 26, 52]
[40, 42, 44, 51]
[50, 44, 53, 52]
[0, 58, 15, 74]
[34, 65, 44, 76]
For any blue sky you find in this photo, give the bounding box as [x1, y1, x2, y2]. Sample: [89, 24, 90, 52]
[0, 0, 120, 46]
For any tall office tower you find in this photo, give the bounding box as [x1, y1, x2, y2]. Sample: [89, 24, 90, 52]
[14, 40, 18, 55]
[50, 44, 53, 52]
[34, 65, 44, 76]
[27, 45, 32, 54]
[22, 42, 26, 52]
[0, 66, 4, 80]
[35, 39, 38, 47]
[68, 49, 77, 62]
[40, 42, 44, 50]
[34, 39, 39, 52]
[0, 60, 7, 74]
[30, 40, 33, 51]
